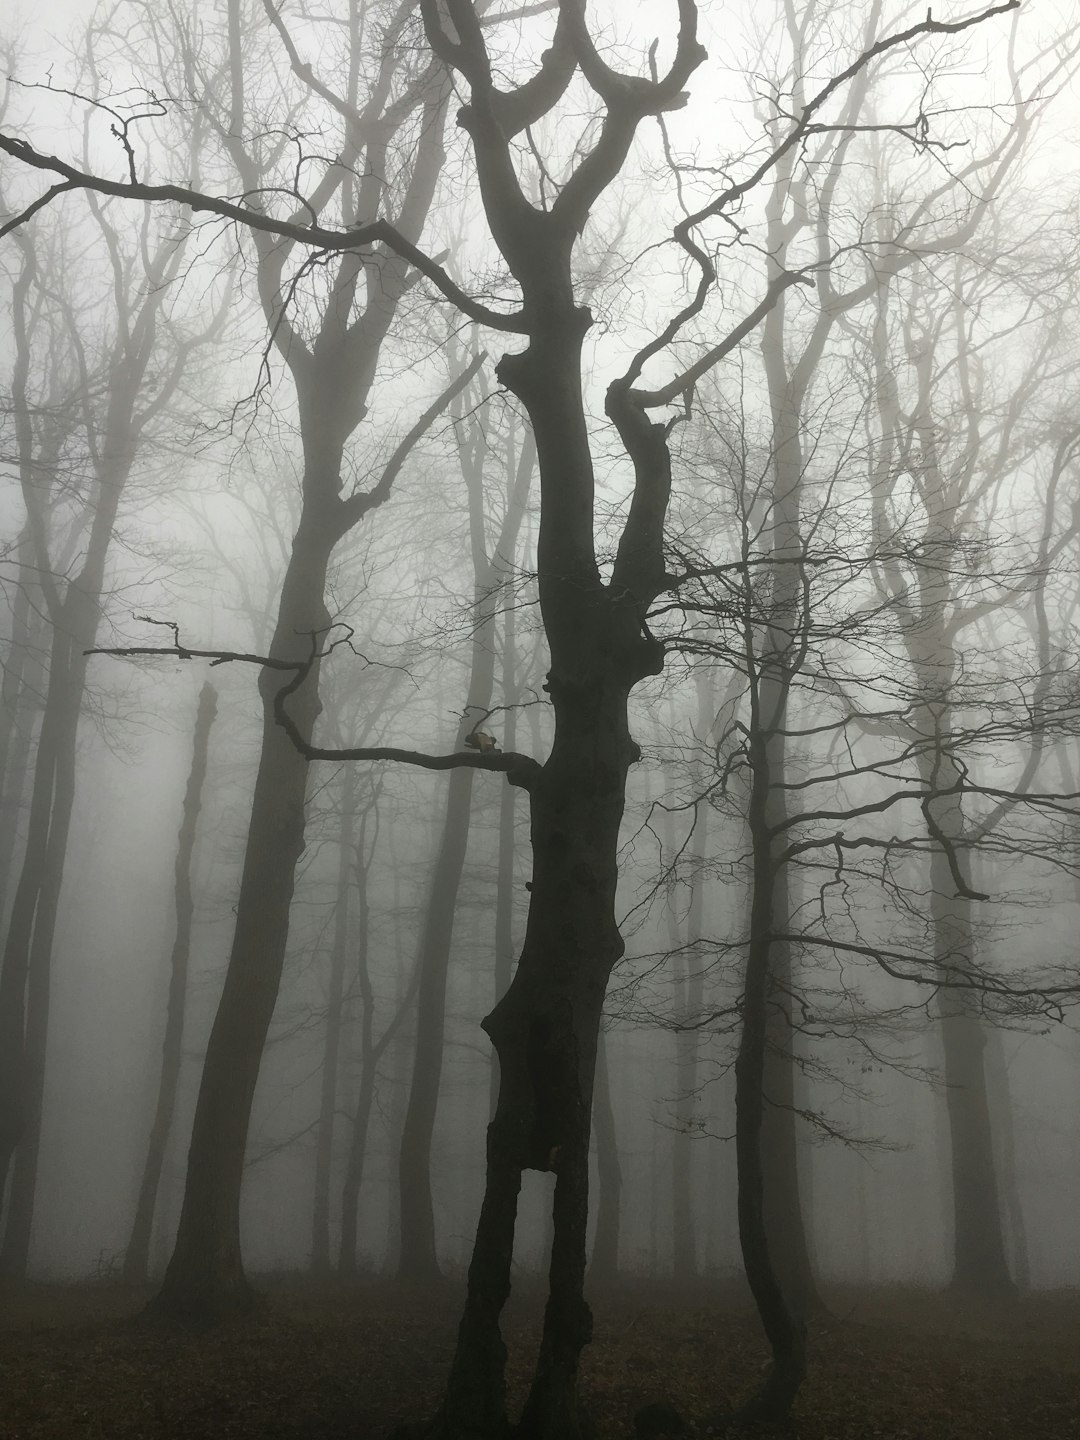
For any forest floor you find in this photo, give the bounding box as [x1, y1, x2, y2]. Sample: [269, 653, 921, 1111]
[0, 1273, 1076, 1439]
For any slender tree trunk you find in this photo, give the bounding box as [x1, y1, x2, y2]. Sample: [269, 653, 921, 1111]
[985, 1029, 1028, 1291]
[311, 766, 356, 1276]
[0, 614, 89, 1272]
[1, 222, 182, 1273]
[125, 682, 217, 1284]
[588, 1026, 621, 1285]
[671, 950, 697, 1283]
[925, 795, 1012, 1295]
[490, 583, 519, 1120]
[399, 411, 532, 1282]
[155, 518, 335, 1318]
[0, 531, 43, 917]
[730, 734, 806, 1424]
[671, 672, 714, 1284]
[339, 839, 422, 1275]
[337, 829, 374, 1277]
[398, 766, 477, 1282]
[932, 903, 1014, 1295]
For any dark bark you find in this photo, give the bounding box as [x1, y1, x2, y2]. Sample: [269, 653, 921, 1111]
[402, 6, 700, 1431]
[424, 326, 666, 1439]
[124, 682, 217, 1284]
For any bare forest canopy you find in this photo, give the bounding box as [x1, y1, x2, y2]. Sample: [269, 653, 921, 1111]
[1, 2, 1080, 1437]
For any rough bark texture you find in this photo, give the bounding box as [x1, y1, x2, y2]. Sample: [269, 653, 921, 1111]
[125, 682, 217, 1284]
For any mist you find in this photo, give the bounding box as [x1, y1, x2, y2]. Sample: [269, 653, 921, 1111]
[1, 2, 1079, 1437]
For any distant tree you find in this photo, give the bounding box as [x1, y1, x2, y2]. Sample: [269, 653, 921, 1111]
[124, 680, 218, 1284]
[0, 177, 218, 1273]
[864, 237, 1080, 1294]
[398, 359, 534, 1283]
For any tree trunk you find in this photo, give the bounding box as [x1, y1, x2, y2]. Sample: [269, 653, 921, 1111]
[432, 592, 654, 1437]
[337, 823, 375, 1277]
[124, 682, 217, 1284]
[339, 830, 422, 1275]
[0, 613, 89, 1272]
[311, 765, 356, 1276]
[398, 766, 477, 1282]
[154, 518, 334, 1318]
[924, 775, 1012, 1295]
[0, 530, 44, 919]
[729, 733, 807, 1424]
[588, 1026, 621, 1285]
[490, 582, 519, 1120]
[985, 1029, 1028, 1291]
[399, 405, 532, 1282]
[1, 216, 188, 1273]
[934, 943, 1014, 1294]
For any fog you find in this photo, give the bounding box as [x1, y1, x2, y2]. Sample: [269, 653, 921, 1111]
[1, 1, 1079, 1436]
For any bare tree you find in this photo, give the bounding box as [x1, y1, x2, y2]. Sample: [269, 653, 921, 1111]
[0, 1, 1036, 1430]
[0, 181, 214, 1272]
[124, 681, 218, 1284]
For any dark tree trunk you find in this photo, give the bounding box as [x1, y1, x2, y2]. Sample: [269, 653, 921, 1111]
[125, 682, 217, 1284]
[423, 322, 665, 1440]
[154, 522, 335, 1318]
[761, 928, 818, 1315]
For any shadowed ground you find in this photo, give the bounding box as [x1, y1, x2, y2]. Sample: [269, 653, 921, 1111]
[1, 1274, 1076, 1438]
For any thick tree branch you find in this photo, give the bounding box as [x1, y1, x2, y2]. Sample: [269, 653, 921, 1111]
[85, 627, 542, 790]
[0, 135, 529, 332]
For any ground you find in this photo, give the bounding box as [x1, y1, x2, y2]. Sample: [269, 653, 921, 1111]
[0, 1275, 1076, 1438]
